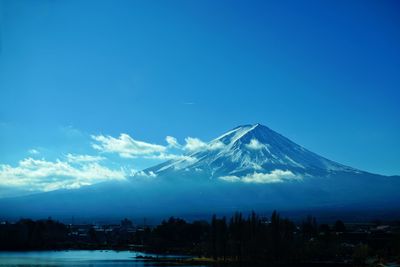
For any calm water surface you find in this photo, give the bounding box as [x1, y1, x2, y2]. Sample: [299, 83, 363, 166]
[0, 250, 197, 266]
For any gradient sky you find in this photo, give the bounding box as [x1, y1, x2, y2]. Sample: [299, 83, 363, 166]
[0, 0, 399, 195]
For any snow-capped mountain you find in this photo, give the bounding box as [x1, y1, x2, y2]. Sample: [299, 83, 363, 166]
[0, 123, 399, 221]
[146, 123, 359, 182]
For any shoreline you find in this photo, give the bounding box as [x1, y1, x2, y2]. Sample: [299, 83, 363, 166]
[1, 249, 396, 266]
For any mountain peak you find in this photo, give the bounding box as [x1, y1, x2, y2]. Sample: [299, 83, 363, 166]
[213, 123, 282, 150]
[235, 123, 264, 129]
[214, 123, 270, 145]
[146, 123, 358, 179]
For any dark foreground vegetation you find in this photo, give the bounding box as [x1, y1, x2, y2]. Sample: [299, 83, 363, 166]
[1, 211, 399, 266]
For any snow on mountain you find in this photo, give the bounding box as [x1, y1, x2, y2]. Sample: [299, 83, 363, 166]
[1, 123, 399, 220]
[145, 123, 359, 183]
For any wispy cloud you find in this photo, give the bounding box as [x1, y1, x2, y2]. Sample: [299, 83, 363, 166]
[166, 136, 180, 148]
[246, 139, 264, 150]
[91, 133, 224, 158]
[28, 149, 40, 155]
[66, 153, 105, 163]
[219, 170, 301, 184]
[128, 169, 157, 178]
[59, 125, 83, 138]
[183, 137, 208, 151]
[183, 137, 224, 152]
[219, 175, 241, 182]
[92, 133, 167, 158]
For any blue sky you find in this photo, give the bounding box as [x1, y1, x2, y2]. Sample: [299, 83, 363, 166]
[0, 0, 399, 195]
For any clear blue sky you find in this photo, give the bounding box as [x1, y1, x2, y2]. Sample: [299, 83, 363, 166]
[0, 0, 399, 191]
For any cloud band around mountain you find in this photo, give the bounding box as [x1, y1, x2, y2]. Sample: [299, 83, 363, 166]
[219, 169, 301, 184]
[0, 127, 280, 196]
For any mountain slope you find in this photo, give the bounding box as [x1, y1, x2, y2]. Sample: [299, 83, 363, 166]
[145, 124, 359, 181]
[0, 123, 399, 221]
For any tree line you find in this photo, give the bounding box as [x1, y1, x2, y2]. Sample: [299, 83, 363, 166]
[134, 211, 400, 265]
[0, 211, 399, 265]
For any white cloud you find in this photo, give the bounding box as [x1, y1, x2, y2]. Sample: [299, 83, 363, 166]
[166, 136, 180, 148]
[183, 137, 224, 152]
[66, 153, 105, 163]
[0, 157, 126, 192]
[209, 141, 225, 150]
[183, 137, 208, 151]
[219, 175, 241, 182]
[145, 153, 196, 161]
[92, 132, 224, 157]
[28, 149, 40, 155]
[128, 169, 157, 178]
[246, 139, 264, 150]
[219, 169, 301, 184]
[92, 133, 166, 158]
[242, 170, 299, 183]
[1, 129, 237, 195]
[1, 129, 230, 195]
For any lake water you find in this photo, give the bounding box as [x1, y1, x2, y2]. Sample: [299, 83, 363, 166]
[0, 250, 197, 266]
